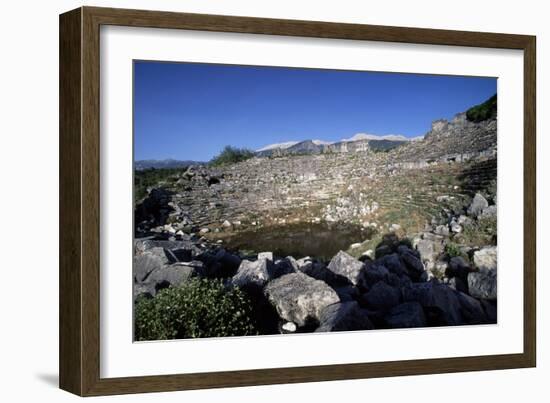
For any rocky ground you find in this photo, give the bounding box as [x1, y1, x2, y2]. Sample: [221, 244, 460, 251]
[134, 110, 498, 336]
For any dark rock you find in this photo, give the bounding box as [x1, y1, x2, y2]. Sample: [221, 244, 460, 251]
[481, 299, 497, 323]
[272, 257, 298, 279]
[264, 272, 340, 327]
[377, 253, 407, 277]
[375, 244, 393, 259]
[403, 282, 462, 326]
[207, 176, 220, 186]
[327, 251, 366, 287]
[397, 244, 420, 259]
[447, 256, 472, 278]
[400, 250, 425, 280]
[316, 302, 373, 332]
[386, 272, 412, 288]
[171, 248, 193, 262]
[214, 248, 242, 276]
[361, 281, 401, 311]
[447, 276, 469, 294]
[333, 285, 360, 302]
[296, 257, 335, 283]
[363, 262, 390, 286]
[384, 302, 427, 328]
[457, 292, 488, 324]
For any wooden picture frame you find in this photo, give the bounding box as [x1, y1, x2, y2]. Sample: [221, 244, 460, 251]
[59, 6, 536, 396]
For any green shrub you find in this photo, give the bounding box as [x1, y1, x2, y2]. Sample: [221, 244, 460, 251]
[466, 94, 497, 122]
[210, 145, 254, 166]
[135, 278, 257, 341]
[444, 242, 462, 258]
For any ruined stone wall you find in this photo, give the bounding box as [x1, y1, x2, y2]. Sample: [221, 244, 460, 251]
[137, 116, 497, 236]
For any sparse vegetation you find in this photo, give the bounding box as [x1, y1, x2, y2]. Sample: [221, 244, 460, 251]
[210, 145, 255, 166]
[134, 167, 182, 203]
[445, 242, 462, 258]
[135, 278, 257, 341]
[466, 94, 497, 122]
[457, 216, 497, 247]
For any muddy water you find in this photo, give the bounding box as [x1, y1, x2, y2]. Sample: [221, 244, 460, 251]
[216, 222, 374, 261]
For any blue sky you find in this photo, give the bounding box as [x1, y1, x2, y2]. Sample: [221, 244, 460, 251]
[134, 61, 496, 161]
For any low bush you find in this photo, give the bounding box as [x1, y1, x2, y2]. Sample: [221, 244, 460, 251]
[135, 278, 257, 341]
[444, 242, 462, 258]
[210, 145, 254, 166]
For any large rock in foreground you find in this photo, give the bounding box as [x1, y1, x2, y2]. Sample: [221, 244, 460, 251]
[264, 272, 340, 327]
[134, 250, 170, 282]
[327, 251, 366, 287]
[384, 302, 427, 328]
[231, 258, 273, 290]
[316, 301, 373, 332]
[362, 281, 401, 311]
[403, 281, 462, 325]
[468, 268, 497, 300]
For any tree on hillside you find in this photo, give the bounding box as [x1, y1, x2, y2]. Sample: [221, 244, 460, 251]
[210, 145, 255, 166]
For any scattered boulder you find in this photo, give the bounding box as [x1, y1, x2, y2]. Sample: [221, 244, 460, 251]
[134, 251, 167, 283]
[145, 265, 198, 292]
[258, 251, 274, 261]
[457, 215, 473, 226]
[384, 302, 427, 328]
[473, 246, 497, 271]
[415, 238, 443, 266]
[450, 220, 462, 233]
[467, 193, 489, 217]
[281, 322, 297, 333]
[264, 272, 340, 327]
[316, 301, 373, 332]
[434, 224, 450, 237]
[232, 258, 273, 290]
[480, 205, 497, 219]
[327, 251, 366, 287]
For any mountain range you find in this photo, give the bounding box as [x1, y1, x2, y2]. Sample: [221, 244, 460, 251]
[134, 159, 204, 170]
[255, 133, 421, 157]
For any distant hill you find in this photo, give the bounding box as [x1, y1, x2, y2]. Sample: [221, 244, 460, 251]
[256, 133, 409, 157]
[134, 159, 204, 170]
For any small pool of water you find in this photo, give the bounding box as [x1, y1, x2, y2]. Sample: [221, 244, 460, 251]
[216, 222, 374, 261]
